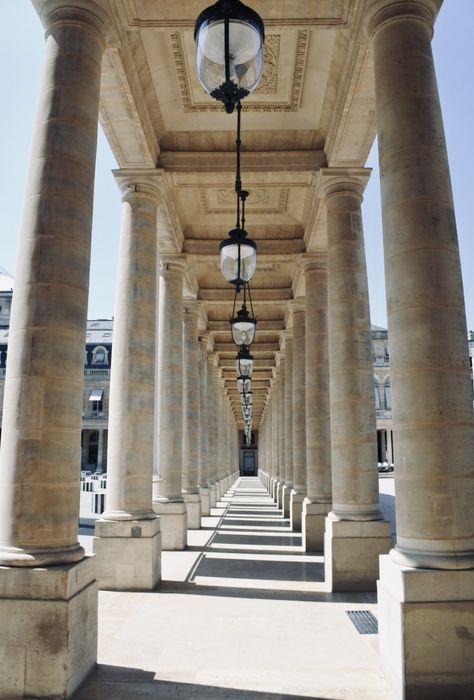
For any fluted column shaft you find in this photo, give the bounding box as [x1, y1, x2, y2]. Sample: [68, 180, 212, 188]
[323, 173, 381, 521]
[103, 178, 160, 520]
[198, 338, 209, 488]
[291, 303, 307, 494]
[304, 256, 331, 504]
[154, 256, 186, 502]
[182, 303, 200, 495]
[0, 2, 107, 566]
[278, 363, 285, 482]
[369, 0, 474, 570]
[284, 335, 294, 488]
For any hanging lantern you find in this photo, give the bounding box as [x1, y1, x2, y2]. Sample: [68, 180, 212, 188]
[231, 304, 256, 346]
[194, 0, 265, 114]
[236, 346, 254, 377]
[220, 228, 257, 289]
[237, 376, 251, 394]
[240, 391, 253, 406]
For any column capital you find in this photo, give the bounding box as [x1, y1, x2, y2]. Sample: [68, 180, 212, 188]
[38, 0, 112, 44]
[301, 252, 327, 273]
[364, 0, 440, 39]
[318, 167, 371, 201]
[113, 169, 163, 205]
[287, 298, 306, 317]
[199, 331, 214, 352]
[208, 352, 219, 367]
[160, 254, 187, 274]
[183, 299, 202, 317]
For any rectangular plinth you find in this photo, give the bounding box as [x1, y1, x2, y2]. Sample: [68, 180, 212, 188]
[302, 500, 331, 552]
[0, 556, 97, 699]
[290, 491, 305, 531]
[378, 556, 474, 700]
[94, 517, 161, 590]
[324, 517, 392, 591]
[153, 501, 187, 550]
[184, 493, 202, 529]
[282, 485, 291, 518]
[199, 487, 211, 517]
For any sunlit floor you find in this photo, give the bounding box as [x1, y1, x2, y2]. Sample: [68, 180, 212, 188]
[74, 477, 396, 700]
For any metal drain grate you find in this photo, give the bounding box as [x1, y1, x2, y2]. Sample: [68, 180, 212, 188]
[346, 610, 378, 634]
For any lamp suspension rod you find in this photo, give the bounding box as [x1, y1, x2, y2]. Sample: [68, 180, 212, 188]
[235, 101, 242, 229]
[224, 16, 230, 83]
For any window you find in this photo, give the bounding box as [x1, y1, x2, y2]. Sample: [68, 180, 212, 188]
[374, 385, 381, 410]
[92, 346, 108, 365]
[384, 385, 392, 410]
[89, 389, 104, 413]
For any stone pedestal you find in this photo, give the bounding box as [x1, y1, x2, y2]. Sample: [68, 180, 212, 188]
[302, 499, 331, 552]
[282, 484, 291, 518]
[324, 516, 392, 591]
[209, 484, 217, 509]
[153, 501, 187, 550]
[0, 557, 97, 699]
[94, 518, 161, 590]
[378, 556, 474, 700]
[276, 481, 284, 509]
[184, 492, 202, 530]
[290, 490, 305, 531]
[200, 486, 211, 517]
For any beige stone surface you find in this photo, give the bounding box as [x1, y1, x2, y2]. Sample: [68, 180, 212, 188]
[94, 518, 161, 590]
[324, 516, 392, 592]
[0, 557, 97, 699]
[0, 0, 108, 568]
[378, 556, 474, 700]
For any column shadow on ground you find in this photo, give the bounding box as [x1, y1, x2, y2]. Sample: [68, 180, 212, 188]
[189, 555, 324, 582]
[72, 665, 342, 700]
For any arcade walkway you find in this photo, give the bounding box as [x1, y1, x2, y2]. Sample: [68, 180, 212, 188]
[74, 478, 395, 700]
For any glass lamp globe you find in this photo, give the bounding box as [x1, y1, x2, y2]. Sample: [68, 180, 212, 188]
[237, 377, 251, 394]
[236, 346, 254, 377]
[240, 391, 253, 406]
[230, 304, 256, 346]
[220, 228, 257, 288]
[195, 0, 265, 113]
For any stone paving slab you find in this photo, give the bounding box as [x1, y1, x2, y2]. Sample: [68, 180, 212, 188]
[74, 478, 396, 700]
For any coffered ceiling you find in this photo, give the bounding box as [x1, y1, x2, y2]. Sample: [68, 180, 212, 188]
[37, 0, 378, 427]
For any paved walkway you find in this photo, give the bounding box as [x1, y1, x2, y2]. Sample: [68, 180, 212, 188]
[74, 477, 395, 700]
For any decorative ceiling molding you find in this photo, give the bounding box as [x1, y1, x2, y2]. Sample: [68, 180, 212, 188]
[170, 30, 309, 113]
[198, 188, 289, 215]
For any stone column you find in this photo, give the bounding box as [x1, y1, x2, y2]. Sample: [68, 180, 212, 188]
[182, 301, 202, 529]
[153, 255, 187, 550]
[271, 381, 278, 499]
[289, 299, 307, 530]
[386, 430, 393, 465]
[277, 356, 285, 509]
[0, 2, 108, 696]
[321, 168, 391, 591]
[94, 174, 161, 589]
[198, 336, 211, 516]
[207, 352, 219, 507]
[302, 254, 332, 551]
[282, 332, 294, 517]
[366, 2, 474, 697]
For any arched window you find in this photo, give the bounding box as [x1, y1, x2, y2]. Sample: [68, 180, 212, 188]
[92, 346, 108, 365]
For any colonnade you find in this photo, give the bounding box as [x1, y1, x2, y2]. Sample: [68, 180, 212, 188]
[0, 0, 472, 698]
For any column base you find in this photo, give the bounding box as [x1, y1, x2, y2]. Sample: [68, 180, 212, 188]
[183, 492, 202, 529]
[302, 499, 331, 552]
[378, 556, 474, 700]
[153, 501, 187, 550]
[290, 490, 306, 531]
[0, 556, 97, 698]
[324, 516, 392, 591]
[94, 517, 161, 590]
[282, 484, 292, 518]
[199, 486, 211, 517]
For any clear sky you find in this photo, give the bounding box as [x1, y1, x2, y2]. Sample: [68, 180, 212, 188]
[0, 2, 472, 329]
